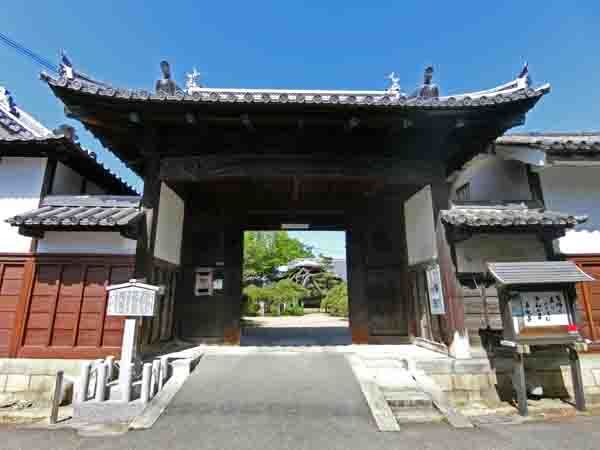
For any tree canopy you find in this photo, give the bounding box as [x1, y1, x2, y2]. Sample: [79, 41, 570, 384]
[243, 231, 313, 280]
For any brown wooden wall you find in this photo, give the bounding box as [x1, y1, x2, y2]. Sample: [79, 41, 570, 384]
[140, 258, 179, 348]
[0, 253, 147, 359]
[0, 256, 31, 357]
[17, 255, 135, 359]
[571, 256, 600, 347]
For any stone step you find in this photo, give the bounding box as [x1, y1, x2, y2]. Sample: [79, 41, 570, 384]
[392, 406, 444, 424]
[384, 390, 433, 409]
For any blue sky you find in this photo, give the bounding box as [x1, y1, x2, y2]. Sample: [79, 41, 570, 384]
[2, 1, 599, 257]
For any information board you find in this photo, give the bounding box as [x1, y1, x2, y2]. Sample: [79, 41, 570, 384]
[107, 284, 159, 317]
[426, 264, 446, 315]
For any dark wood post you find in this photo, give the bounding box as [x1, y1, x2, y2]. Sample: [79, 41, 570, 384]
[223, 226, 243, 344]
[512, 351, 528, 416]
[134, 154, 161, 281]
[568, 346, 587, 411]
[430, 175, 469, 358]
[346, 224, 369, 344]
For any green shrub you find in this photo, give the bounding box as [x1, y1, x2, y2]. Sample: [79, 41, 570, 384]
[321, 283, 348, 317]
[242, 280, 309, 316]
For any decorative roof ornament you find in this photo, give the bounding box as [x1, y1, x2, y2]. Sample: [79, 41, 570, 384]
[59, 50, 74, 80]
[412, 65, 440, 98]
[186, 67, 203, 94]
[517, 62, 531, 88]
[53, 124, 78, 142]
[155, 60, 183, 96]
[0, 86, 19, 116]
[385, 72, 401, 95]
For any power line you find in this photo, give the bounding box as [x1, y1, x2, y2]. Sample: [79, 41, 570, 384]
[0, 32, 58, 73]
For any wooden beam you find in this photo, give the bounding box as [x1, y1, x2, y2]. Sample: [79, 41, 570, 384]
[160, 155, 443, 185]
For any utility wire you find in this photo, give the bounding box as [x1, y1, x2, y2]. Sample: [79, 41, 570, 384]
[0, 32, 58, 73]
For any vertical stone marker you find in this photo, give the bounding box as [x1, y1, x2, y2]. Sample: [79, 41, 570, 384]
[106, 279, 163, 402]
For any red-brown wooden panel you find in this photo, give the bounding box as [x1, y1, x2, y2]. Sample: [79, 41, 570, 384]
[17, 256, 134, 359]
[32, 266, 60, 294]
[0, 330, 10, 347]
[102, 330, 123, 347]
[23, 329, 47, 346]
[80, 297, 105, 314]
[76, 329, 98, 347]
[51, 329, 74, 346]
[0, 279, 23, 296]
[103, 316, 125, 331]
[3, 266, 24, 280]
[0, 261, 27, 357]
[0, 296, 19, 312]
[29, 295, 54, 313]
[55, 297, 81, 313]
[572, 257, 600, 344]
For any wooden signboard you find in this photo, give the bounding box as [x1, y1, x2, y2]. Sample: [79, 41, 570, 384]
[106, 280, 163, 317]
[426, 264, 446, 315]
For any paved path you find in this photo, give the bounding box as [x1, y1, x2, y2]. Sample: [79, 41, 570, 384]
[2, 353, 600, 449]
[241, 313, 351, 346]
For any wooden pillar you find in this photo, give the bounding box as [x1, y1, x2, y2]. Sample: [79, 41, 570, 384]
[512, 351, 528, 416]
[134, 154, 161, 281]
[223, 226, 243, 344]
[430, 176, 470, 358]
[347, 227, 369, 344]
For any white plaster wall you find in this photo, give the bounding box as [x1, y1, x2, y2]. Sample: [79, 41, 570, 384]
[539, 166, 600, 255]
[0, 157, 46, 253]
[455, 233, 547, 273]
[51, 162, 82, 195]
[450, 155, 531, 202]
[404, 185, 437, 266]
[37, 231, 136, 254]
[154, 183, 184, 265]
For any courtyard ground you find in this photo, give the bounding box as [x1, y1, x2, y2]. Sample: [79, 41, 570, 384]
[241, 312, 351, 346]
[1, 349, 599, 450]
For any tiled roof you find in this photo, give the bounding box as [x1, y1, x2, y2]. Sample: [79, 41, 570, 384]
[0, 134, 137, 195]
[6, 195, 142, 228]
[488, 261, 595, 285]
[496, 133, 600, 155]
[41, 71, 550, 111]
[441, 203, 587, 228]
[0, 87, 52, 139]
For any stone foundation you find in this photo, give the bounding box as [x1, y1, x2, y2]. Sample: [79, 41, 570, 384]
[415, 351, 600, 407]
[0, 359, 81, 406]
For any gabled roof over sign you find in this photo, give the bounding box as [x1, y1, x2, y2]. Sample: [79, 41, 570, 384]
[488, 261, 594, 285]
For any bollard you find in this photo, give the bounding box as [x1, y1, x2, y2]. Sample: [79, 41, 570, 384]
[159, 357, 169, 390]
[120, 362, 134, 403]
[95, 362, 107, 402]
[140, 363, 152, 404]
[77, 362, 91, 403]
[49, 370, 64, 424]
[150, 359, 160, 398]
[105, 356, 115, 381]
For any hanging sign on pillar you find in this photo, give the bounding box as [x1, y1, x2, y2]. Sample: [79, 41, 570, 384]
[426, 264, 446, 315]
[106, 279, 164, 317]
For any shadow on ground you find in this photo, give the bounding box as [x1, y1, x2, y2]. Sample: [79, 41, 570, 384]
[241, 314, 351, 346]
